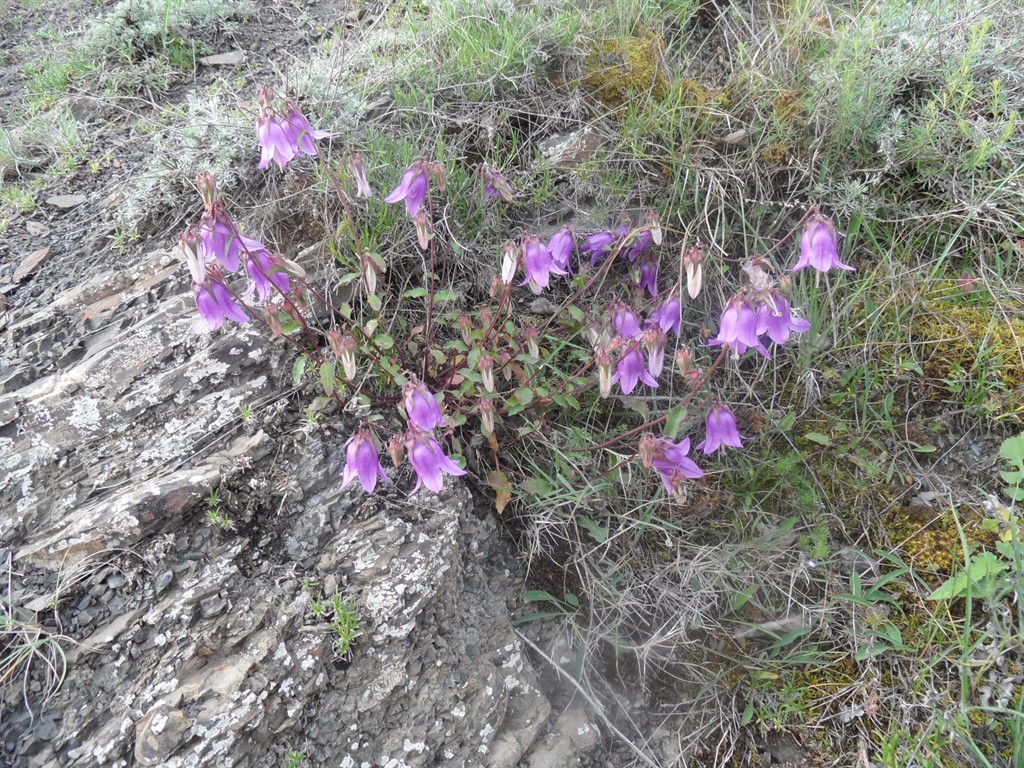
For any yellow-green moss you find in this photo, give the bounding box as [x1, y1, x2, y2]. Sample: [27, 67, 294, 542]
[911, 302, 1024, 420]
[883, 504, 997, 578]
[583, 30, 670, 108]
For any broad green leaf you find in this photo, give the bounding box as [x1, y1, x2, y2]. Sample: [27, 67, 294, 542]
[804, 432, 830, 446]
[320, 360, 336, 396]
[577, 515, 608, 544]
[514, 387, 534, 406]
[292, 355, 307, 387]
[367, 293, 382, 313]
[664, 405, 687, 440]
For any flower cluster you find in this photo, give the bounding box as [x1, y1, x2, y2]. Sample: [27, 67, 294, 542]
[256, 85, 328, 171]
[592, 295, 680, 398]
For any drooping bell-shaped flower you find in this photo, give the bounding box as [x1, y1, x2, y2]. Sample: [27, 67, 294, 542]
[403, 380, 446, 432]
[341, 430, 390, 493]
[708, 296, 768, 357]
[406, 431, 466, 494]
[611, 303, 642, 339]
[479, 397, 495, 435]
[520, 236, 565, 295]
[385, 161, 430, 218]
[500, 241, 518, 285]
[199, 211, 266, 274]
[580, 231, 616, 267]
[792, 214, 852, 272]
[337, 334, 357, 380]
[626, 228, 655, 262]
[638, 260, 658, 297]
[481, 163, 514, 202]
[348, 154, 372, 197]
[479, 356, 495, 393]
[180, 227, 205, 285]
[649, 295, 681, 336]
[697, 403, 747, 455]
[639, 433, 704, 495]
[193, 280, 249, 332]
[756, 292, 811, 345]
[614, 345, 659, 395]
[255, 85, 327, 170]
[547, 228, 574, 274]
[244, 250, 291, 301]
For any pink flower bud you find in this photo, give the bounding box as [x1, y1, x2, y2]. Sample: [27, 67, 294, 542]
[339, 335, 357, 380]
[458, 315, 473, 344]
[387, 436, 405, 467]
[596, 347, 614, 399]
[414, 211, 430, 251]
[683, 242, 704, 299]
[347, 154, 372, 198]
[645, 211, 663, 245]
[197, 171, 219, 213]
[500, 241, 518, 284]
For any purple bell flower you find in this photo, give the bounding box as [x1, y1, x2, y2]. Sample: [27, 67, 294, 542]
[406, 431, 466, 494]
[638, 260, 658, 297]
[580, 231, 616, 267]
[697, 403, 747, 455]
[255, 85, 327, 170]
[756, 292, 811, 345]
[627, 229, 654, 262]
[612, 303, 642, 339]
[341, 431, 390, 493]
[614, 345, 659, 395]
[792, 214, 853, 272]
[193, 280, 249, 332]
[199, 212, 267, 274]
[547, 228, 574, 274]
[649, 295, 681, 336]
[386, 162, 430, 218]
[403, 380, 446, 432]
[640, 433, 704, 495]
[520, 236, 565, 295]
[244, 250, 291, 301]
[482, 164, 514, 202]
[708, 296, 769, 357]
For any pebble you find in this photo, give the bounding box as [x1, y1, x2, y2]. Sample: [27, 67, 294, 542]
[155, 571, 174, 594]
[107, 573, 126, 589]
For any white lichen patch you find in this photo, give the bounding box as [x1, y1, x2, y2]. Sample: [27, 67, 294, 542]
[67, 395, 103, 433]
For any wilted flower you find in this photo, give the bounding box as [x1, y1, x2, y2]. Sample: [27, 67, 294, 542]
[580, 231, 616, 267]
[338, 334, 357, 380]
[406, 431, 466, 494]
[193, 280, 249, 332]
[756, 292, 811, 345]
[500, 241, 519, 284]
[479, 356, 495, 393]
[244, 250, 291, 301]
[675, 346, 701, 385]
[643, 326, 667, 378]
[479, 398, 495, 435]
[481, 163, 513, 202]
[614, 345, 659, 395]
[180, 227, 205, 285]
[697, 403, 747, 455]
[341, 430, 389, 493]
[639, 433, 704, 495]
[348, 154, 372, 197]
[708, 296, 768, 357]
[645, 211, 663, 245]
[403, 380, 446, 432]
[684, 242, 704, 299]
[595, 347, 614, 399]
[547, 228, 574, 274]
[520, 236, 565, 295]
[649, 295, 681, 336]
[524, 326, 540, 359]
[385, 161, 430, 217]
[792, 214, 853, 272]
[414, 211, 431, 250]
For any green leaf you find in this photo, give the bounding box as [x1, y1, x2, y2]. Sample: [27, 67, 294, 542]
[523, 590, 559, 604]
[566, 305, 584, 322]
[577, 515, 608, 544]
[292, 354, 308, 387]
[564, 592, 580, 608]
[403, 287, 428, 299]
[908, 442, 937, 454]
[514, 387, 534, 406]
[1000, 470, 1024, 485]
[435, 289, 458, 303]
[522, 477, 553, 496]
[928, 552, 1010, 600]
[367, 293, 382, 313]
[664, 405, 687, 440]
[776, 411, 796, 432]
[804, 432, 830, 446]
[999, 435, 1024, 464]
[374, 333, 394, 350]
[741, 702, 755, 725]
[320, 360, 336, 396]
